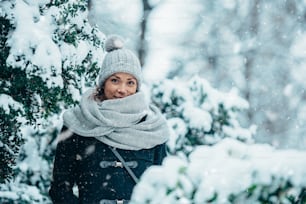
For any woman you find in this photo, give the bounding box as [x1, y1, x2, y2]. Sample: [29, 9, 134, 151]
[49, 35, 169, 204]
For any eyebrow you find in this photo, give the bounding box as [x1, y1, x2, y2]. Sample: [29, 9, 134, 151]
[111, 74, 136, 81]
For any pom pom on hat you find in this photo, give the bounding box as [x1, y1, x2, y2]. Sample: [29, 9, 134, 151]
[105, 35, 124, 52]
[98, 34, 143, 90]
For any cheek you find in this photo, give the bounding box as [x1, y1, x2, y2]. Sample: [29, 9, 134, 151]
[103, 83, 115, 95]
[104, 87, 115, 94]
[128, 86, 137, 94]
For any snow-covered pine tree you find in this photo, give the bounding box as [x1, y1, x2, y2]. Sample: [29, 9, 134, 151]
[130, 76, 306, 204]
[150, 76, 255, 156]
[0, 0, 104, 203]
[0, 9, 25, 184]
[131, 138, 306, 204]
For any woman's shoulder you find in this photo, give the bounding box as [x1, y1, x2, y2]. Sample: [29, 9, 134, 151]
[56, 126, 74, 142]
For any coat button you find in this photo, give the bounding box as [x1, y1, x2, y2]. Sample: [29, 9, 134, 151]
[114, 161, 123, 168]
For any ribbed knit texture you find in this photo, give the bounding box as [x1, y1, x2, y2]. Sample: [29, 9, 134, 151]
[98, 36, 142, 88]
[62, 89, 169, 150]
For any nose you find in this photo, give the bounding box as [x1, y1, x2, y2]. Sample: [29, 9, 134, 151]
[117, 84, 128, 95]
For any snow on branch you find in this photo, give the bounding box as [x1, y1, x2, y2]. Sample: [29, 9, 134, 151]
[131, 138, 306, 204]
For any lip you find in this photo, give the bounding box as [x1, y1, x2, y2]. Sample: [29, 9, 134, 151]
[114, 96, 124, 99]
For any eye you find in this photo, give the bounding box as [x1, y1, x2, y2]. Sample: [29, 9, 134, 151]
[127, 80, 136, 86]
[110, 78, 119, 83]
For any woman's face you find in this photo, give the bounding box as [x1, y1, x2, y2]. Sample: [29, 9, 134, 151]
[103, 72, 138, 100]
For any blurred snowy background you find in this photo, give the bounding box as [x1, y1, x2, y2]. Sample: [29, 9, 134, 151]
[89, 0, 306, 149]
[1, 0, 306, 203]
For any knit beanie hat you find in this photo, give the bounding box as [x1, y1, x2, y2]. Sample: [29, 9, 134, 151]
[98, 35, 142, 89]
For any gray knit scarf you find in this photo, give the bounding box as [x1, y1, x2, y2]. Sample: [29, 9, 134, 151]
[63, 89, 169, 150]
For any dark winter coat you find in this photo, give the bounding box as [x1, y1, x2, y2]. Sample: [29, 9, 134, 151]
[49, 127, 167, 204]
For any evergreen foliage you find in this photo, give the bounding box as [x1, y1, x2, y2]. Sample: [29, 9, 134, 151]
[0, 0, 104, 202]
[1, 1, 306, 203]
[150, 76, 255, 155]
[0, 15, 24, 183]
